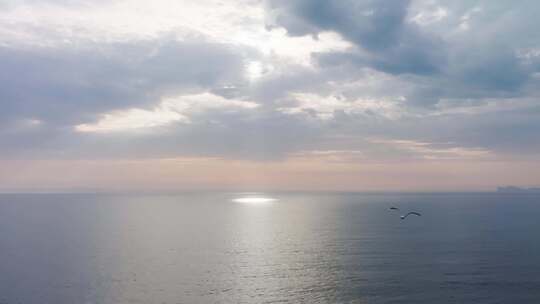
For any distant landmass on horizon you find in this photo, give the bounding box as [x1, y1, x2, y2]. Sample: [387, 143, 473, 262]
[497, 186, 540, 193]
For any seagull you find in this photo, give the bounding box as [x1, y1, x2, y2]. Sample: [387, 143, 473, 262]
[389, 206, 399, 210]
[401, 212, 421, 220]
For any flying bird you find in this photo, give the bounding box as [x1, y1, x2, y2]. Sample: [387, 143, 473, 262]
[401, 212, 421, 220]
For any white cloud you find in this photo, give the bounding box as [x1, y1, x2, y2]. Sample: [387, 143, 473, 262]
[289, 150, 365, 163]
[75, 107, 186, 133]
[278, 93, 404, 120]
[430, 98, 539, 117]
[370, 138, 493, 160]
[0, 0, 351, 66]
[516, 47, 540, 60]
[458, 6, 482, 31]
[245, 60, 274, 81]
[75, 93, 259, 133]
[410, 6, 448, 25]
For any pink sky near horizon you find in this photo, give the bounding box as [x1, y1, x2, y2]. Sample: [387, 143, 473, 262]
[1, 158, 539, 192]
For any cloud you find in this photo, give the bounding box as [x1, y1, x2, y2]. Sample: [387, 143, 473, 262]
[0, 37, 247, 127]
[267, 0, 540, 101]
[75, 93, 259, 133]
[266, 0, 410, 50]
[368, 138, 493, 160]
[266, 0, 446, 75]
[277, 93, 404, 120]
[410, 6, 449, 26]
[1, 0, 540, 188]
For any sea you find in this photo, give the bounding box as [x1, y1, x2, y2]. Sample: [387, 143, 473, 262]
[1, 192, 540, 304]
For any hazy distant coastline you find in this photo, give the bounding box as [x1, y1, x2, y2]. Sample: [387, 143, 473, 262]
[497, 186, 540, 193]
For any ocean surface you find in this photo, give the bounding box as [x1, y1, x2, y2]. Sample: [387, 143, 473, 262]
[1, 192, 540, 304]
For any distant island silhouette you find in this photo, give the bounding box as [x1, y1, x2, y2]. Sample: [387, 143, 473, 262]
[497, 186, 540, 193]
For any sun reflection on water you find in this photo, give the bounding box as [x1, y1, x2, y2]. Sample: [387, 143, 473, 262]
[232, 196, 277, 204]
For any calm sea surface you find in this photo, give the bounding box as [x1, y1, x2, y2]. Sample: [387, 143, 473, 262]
[1, 192, 540, 303]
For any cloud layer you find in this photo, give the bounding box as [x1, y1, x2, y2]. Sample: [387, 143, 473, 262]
[1, 0, 540, 190]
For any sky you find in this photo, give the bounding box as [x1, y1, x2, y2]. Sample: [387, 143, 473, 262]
[1, 0, 540, 192]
